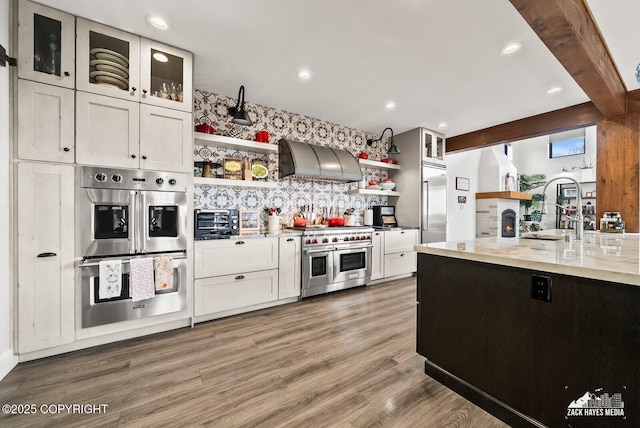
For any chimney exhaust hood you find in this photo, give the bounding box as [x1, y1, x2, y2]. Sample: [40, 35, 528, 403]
[278, 139, 363, 182]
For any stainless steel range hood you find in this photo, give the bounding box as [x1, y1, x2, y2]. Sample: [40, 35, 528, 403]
[278, 139, 363, 182]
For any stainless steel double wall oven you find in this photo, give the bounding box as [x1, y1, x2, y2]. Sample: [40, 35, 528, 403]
[77, 166, 188, 328]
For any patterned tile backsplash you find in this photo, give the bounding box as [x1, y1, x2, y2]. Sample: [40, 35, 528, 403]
[194, 89, 393, 227]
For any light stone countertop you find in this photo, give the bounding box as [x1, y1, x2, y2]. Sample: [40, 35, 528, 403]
[414, 230, 640, 286]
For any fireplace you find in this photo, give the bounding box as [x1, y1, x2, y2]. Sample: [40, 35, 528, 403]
[502, 209, 516, 237]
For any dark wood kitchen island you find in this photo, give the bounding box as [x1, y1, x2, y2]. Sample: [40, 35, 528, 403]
[415, 231, 640, 428]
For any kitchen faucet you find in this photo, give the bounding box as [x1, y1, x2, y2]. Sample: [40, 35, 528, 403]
[540, 176, 583, 240]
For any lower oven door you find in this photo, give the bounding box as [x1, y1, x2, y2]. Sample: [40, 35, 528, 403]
[302, 249, 333, 292]
[79, 254, 187, 328]
[333, 246, 372, 284]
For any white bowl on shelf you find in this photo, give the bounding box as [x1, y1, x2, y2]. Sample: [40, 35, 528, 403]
[380, 182, 396, 190]
[367, 185, 382, 190]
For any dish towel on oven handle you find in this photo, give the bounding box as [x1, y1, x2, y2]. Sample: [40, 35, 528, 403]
[154, 255, 173, 291]
[130, 258, 155, 302]
[98, 259, 122, 299]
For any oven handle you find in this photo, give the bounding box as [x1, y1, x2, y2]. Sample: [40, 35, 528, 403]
[79, 254, 187, 268]
[334, 244, 373, 251]
[303, 248, 336, 255]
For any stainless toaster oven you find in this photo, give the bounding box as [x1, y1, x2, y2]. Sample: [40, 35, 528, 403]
[194, 209, 239, 239]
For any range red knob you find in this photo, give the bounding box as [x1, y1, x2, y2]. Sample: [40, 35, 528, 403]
[306, 239, 312, 244]
[350, 236, 356, 241]
[333, 237, 339, 242]
[322, 238, 329, 243]
[313, 239, 318, 244]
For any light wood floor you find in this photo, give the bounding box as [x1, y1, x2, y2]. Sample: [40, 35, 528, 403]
[0, 277, 508, 427]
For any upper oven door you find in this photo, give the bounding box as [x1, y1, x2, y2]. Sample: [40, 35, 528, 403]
[140, 190, 187, 253]
[333, 246, 372, 284]
[80, 188, 136, 257]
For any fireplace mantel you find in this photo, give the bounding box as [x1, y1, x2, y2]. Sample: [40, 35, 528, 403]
[475, 191, 532, 200]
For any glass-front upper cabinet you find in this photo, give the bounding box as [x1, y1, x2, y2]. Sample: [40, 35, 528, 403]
[421, 129, 446, 165]
[140, 39, 193, 112]
[17, 0, 75, 88]
[76, 18, 141, 101]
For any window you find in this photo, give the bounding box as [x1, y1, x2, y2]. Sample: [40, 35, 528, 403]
[549, 136, 585, 159]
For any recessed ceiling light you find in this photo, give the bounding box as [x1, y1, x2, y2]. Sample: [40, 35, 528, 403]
[146, 14, 169, 31]
[153, 52, 168, 63]
[384, 102, 396, 110]
[546, 86, 563, 94]
[500, 42, 521, 55]
[437, 122, 447, 128]
[298, 70, 311, 79]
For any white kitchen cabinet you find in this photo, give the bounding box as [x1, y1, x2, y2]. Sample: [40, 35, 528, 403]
[140, 38, 193, 112]
[139, 104, 192, 171]
[371, 231, 385, 281]
[76, 18, 141, 102]
[76, 19, 193, 112]
[384, 229, 419, 254]
[194, 269, 278, 316]
[383, 229, 418, 279]
[17, 162, 74, 353]
[76, 92, 192, 172]
[75, 91, 140, 169]
[384, 252, 418, 278]
[194, 238, 279, 278]
[421, 128, 446, 165]
[278, 236, 301, 299]
[17, 79, 74, 163]
[17, 0, 75, 89]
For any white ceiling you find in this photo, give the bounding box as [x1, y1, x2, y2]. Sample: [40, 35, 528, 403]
[34, 0, 640, 138]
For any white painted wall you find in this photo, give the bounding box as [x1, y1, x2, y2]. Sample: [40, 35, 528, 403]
[512, 126, 597, 229]
[0, 0, 18, 380]
[446, 149, 482, 241]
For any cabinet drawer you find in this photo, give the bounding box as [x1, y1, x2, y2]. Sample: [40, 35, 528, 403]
[384, 230, 418, 254]
[194, 269, 278, 316]
[384, 251, 417, 278]
[194, 238, 278, 278]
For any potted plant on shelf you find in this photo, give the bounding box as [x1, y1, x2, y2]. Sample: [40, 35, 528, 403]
[519, 173, 547, 231]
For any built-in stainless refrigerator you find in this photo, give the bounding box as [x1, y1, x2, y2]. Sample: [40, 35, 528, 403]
[391, 128, 447, 243]
[421, 163, 447, 243]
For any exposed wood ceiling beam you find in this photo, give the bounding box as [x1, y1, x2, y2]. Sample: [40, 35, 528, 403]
[509, 0, 627, 118]
[447, 102, 603, 153]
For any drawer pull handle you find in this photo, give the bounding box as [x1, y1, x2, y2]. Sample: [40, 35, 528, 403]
[37, 252, 57, 258]
[401, 231, 405, 234]
[400, 253, 405, 257]
[235, 275, 245, 280]
[287, 238, 294, 242]
[235, 241, 245, 245]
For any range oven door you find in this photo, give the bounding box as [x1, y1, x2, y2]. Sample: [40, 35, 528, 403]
[141, 190, 187, 253]
[80, 188, 136, 257]
[302, 248, 334, 291]
[79, 254, 187, 328]
[333, 245, 372, 284]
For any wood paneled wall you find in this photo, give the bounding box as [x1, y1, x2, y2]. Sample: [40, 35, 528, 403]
[596, 113, 640, 232]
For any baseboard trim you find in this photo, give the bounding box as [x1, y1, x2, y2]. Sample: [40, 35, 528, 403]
[0, 348, 19, 381]
[424, 360, 546, 428]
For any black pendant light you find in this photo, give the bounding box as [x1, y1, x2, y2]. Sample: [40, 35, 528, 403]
[228, 85, 253, 126]
[367, 127, 400, 155]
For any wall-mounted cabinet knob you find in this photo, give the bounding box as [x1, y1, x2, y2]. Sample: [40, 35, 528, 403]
[142, 155, 147, 160]
[64, 71, 70, 77]
[131, 154, 136, 159]
[63, 147, 70, 152]
[142, 89, 148, 94]
[131, 87, 136, 93]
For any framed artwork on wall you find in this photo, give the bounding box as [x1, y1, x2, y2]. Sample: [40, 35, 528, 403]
[456, 177, 470, 191]
[239, 210, 260, 234]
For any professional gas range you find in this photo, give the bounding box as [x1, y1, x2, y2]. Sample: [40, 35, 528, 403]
[294, 226, 374, 298]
